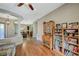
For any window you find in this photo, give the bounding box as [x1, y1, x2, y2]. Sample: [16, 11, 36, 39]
[0, 23, 5, 39]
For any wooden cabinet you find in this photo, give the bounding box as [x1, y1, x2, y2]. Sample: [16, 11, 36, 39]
[42, 21, 55, 50]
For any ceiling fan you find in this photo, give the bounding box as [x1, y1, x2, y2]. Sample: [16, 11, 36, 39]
[17, 3, 34, 11]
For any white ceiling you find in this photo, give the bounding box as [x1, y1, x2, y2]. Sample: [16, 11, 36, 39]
[0, 3, 64, 24]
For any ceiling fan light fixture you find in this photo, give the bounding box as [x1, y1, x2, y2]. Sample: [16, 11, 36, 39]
[17, 3, 24, 7]
[28, 4, 34, 10]
[17, 3, 34, 11]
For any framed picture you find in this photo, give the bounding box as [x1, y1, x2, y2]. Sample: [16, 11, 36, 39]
[62, 23, 67, 28]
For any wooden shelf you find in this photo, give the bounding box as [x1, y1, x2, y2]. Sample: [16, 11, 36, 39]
[43, 43, 50, 48]
[55, 28, 62, 30]
[75, 35, 79, 37]
[55, 34, 62, 36]
[64, 29, 78, 30]
[53, 49, 64, 56]
[64, 35, 79, 40]
[68, 42, 78, 46]
[72, 51, 79, 55]
[55, 32, 62, 33]
[64, 48, 79, 55]
[64, 48, 70, 51]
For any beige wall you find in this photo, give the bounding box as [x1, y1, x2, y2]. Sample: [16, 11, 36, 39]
[33, 21, 38, 39]
[36, 4, 79, 41]
[7, 21, 15, 37]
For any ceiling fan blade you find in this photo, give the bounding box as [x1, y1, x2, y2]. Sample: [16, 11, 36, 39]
[17, 3, 24, 7]
[28, 4, 34, 10]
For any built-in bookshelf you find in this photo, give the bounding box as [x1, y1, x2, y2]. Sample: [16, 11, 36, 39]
[54, 24, 64, 55]
[54, 22, 79, 56]
[42, 21, 79, 56]
[63, 22, 79, 56]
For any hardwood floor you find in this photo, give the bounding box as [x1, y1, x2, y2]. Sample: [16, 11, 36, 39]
[15, 38, 55, 56]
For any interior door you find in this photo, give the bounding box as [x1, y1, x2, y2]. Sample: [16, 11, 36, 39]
[0, 23, 5, 39]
